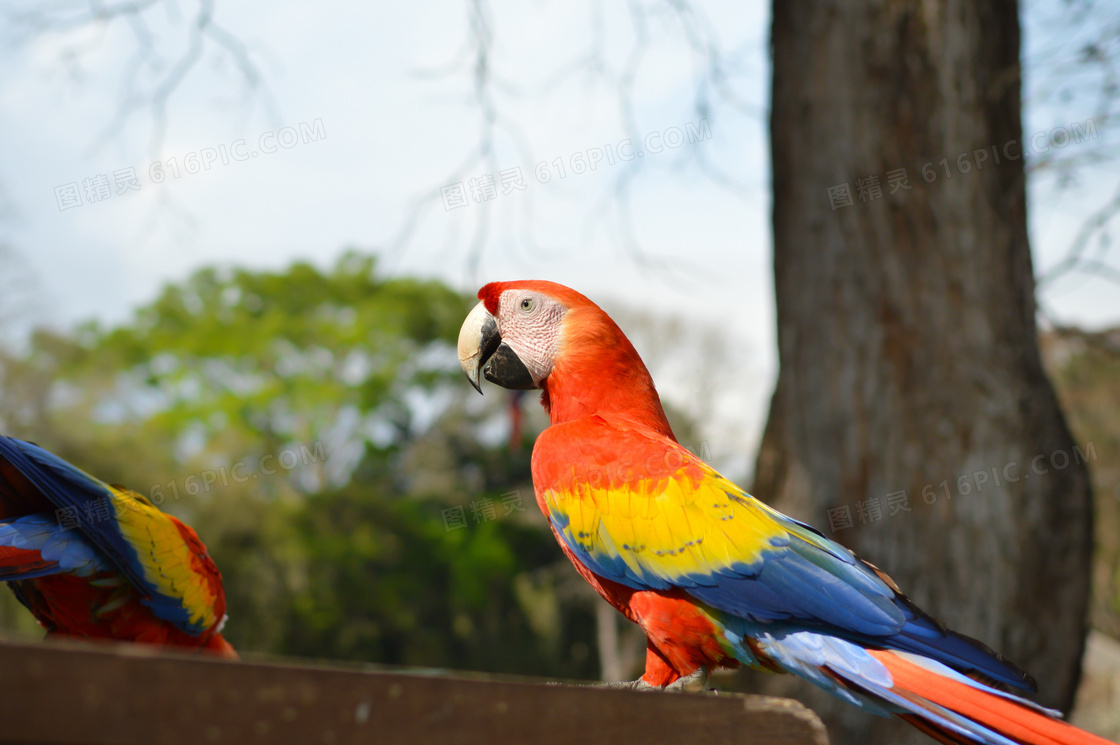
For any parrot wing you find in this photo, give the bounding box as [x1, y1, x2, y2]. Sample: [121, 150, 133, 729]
[0, 436, 226, 637]
[533, 415, 1034, 692]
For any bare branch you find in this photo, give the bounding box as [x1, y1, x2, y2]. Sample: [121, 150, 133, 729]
[1037, 178, 1120, 288]
[382, 0, 767, 283]
[3, 0, 276, 156]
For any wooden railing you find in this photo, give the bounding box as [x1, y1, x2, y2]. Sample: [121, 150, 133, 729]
[0, 639, 828, 745]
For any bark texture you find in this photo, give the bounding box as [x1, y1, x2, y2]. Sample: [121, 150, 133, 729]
[750, 2, 1093, 743]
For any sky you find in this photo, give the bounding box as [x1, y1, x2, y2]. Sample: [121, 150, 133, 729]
[0, 1, 1117, 478]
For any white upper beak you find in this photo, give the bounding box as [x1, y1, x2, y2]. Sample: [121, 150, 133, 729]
[458, 301, 496, 393]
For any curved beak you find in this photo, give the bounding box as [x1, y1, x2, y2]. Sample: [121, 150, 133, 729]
[458, 302, 501, 394]
[457, 302, 537, 394]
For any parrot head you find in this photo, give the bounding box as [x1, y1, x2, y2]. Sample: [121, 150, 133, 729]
[457, 280, 575, 394]
[457, 280, 673, 433]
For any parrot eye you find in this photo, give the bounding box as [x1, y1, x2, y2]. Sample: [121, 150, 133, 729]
[519, 297, 535, 313]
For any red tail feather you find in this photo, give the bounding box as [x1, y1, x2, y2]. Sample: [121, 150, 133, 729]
[871, 650, 1114, 745]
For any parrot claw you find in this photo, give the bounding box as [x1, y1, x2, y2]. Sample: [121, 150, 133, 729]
[597, 678, 660, 692]
[590, 666, 710, 694]
[568, 677, 659, 692]
[662, 666, 710, 693]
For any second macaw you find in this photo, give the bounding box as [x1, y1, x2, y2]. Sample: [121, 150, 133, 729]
[458, 280, 1110, 745]
[0, 436, 235, 657]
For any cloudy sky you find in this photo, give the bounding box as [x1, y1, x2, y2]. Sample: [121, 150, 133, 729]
[0, 1, 1116, 476]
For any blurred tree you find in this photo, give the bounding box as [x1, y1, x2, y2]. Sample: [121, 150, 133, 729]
[1041, 328, 1120, 639]
[751, 3, 1093, 744]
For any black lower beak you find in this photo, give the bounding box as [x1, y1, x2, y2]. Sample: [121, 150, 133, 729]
[483, 343, 537, 390]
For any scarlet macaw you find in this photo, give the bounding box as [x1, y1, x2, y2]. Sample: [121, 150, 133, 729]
[0, 436, 235, 657]
[457, 280, 1109, 745]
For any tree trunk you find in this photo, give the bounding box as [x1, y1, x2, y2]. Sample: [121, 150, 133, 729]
[751, 2, 1093, 743]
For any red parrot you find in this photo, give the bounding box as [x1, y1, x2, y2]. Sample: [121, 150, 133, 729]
[457, 280, 1110, 745]
[0, 436, 235, 657]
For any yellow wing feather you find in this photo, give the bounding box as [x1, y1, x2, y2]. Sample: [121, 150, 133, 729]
[108, 487, 220, 631]
[544, 458, 794, 587]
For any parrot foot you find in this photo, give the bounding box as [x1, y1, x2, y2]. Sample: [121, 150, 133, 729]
[592, 666, 710, 693]
[589, 678, 661, 692]
[663, 666, 709, 693]
[584, 666, 710, 693]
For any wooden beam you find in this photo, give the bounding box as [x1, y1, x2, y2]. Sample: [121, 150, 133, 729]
[0, 640, 828, 745]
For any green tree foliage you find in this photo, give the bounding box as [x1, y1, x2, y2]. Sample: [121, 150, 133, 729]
[0, 252, 600, 679]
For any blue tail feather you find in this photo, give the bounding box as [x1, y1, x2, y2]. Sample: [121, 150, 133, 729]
[881, 598, 1037, 693]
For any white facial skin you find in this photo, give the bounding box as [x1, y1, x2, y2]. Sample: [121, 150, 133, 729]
[495, 290, 566, 387]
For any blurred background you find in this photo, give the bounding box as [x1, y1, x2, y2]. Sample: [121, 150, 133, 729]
[0, 1, 1117, 742]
